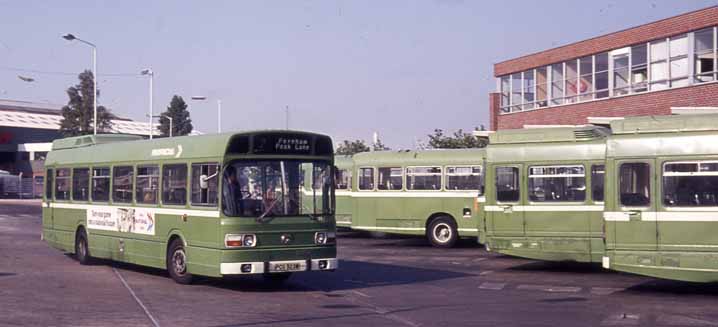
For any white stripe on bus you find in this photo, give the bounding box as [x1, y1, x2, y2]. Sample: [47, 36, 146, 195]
[604, 211, 718, 222]
[352, 226, 479, 233]
[484, 205, 604, 212]
[49, 202, 220, 218]
[346, 192, 482, 199]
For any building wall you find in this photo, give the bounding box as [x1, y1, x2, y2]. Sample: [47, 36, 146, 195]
[491, 82, 718, 130]
[495, 6, 718, 76]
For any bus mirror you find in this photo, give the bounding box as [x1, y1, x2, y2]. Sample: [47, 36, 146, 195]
[200, 172, 218, 190]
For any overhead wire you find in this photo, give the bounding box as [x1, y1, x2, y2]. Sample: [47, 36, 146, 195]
[0, 65, 142, 78]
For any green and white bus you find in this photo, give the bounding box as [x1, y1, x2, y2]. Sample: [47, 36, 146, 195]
[42, 131, 337, 284]
[334, 149, 486, 248]
[334, 155, 354, 230]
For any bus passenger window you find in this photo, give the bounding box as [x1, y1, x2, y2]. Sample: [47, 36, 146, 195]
[55, 168, 71, 201]
[45, 169, 54, 200]
[496, 167, 519, 202]
[92, 167, 110, 202]
[663, 161, 718, 207]
[528, 165, 585, 202]
[406, 167, 442, 190]
[591, 165, 605, 202]
[163, 164, 188, 205]
[358, 168, 374, 190]
[445, 166, 483, 194]
[136, 165, 159, 204]
[378, 167, 403, 190]
[335, 169, 351, 190]
[619, 163, 650, 206]
[113, 166, 134, 203]
[72, 168, 90, 201]
[191, 163, 218, 206]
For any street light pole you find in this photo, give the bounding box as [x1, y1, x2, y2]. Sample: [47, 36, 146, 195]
[63, 34, 97, 135]
[149, 114, 172, 137]
[191, 96, 222, 133]
[141, 69, 154, 139]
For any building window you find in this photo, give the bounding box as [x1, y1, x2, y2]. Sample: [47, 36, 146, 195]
[378, 167, 403, 190]
[694, 27, 716, 83]
[500, 76, 510, 113]
[510, 73, 522, 112]
[612, 50, 630, 96]
[522, 69, 535, 110]
[595, 52, 609, 98]
[536, 67, 548, 107]
[136, 165, 160, 204]
[550, 63, 564, 105]
[72, 168, 90, 201]
[669, 34, 689, 87]
[631, 44, 648, 93]
[565, 60, 578, 103]
[92, 167, 110, 202]
[650, 39, 669, 90]
[578, 56, 594, 101]
[162, 164, 187, 205]
[528, 165, 586, 202]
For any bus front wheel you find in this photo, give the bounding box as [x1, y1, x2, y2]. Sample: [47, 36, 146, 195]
[167, 239, 194, 284]
[75, 228, 92, 265]
[427, 216, 458, 248]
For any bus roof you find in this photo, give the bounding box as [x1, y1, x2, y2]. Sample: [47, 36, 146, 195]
[489, 125, 609, 144]
[610, 113, 718, 135]
[351, 148, 486, 166]
[46, 130, 333, 166]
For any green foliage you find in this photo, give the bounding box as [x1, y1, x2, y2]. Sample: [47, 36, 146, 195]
[159, 95, 193, 137]
[335, 138, 391, 155]
[59, 70, 113, 137]
[427, 127, 487, 149]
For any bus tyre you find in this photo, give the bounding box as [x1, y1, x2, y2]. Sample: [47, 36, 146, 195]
[75, 228, 92, 265]
[263, 272, 292, 284]
[428, 217, 458, 248]
[167, 239, 194, 284]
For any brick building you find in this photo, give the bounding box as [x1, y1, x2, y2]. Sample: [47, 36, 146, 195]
[489, 6, 718, 130]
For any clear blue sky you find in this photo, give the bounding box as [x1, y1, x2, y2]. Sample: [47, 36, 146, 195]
[1, 1, 715, 147]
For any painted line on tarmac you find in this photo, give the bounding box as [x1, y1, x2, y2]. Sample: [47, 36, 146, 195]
[343, 291, 420, 327]
[478, 282, 506, 290]
[479, 270, 494, 275]
[113, 268, 161, 327]
[516, 284, 582, 293]
[590, 287, 624, 296]
[601, 313, 640, 326]
[351, 290, 372, 298]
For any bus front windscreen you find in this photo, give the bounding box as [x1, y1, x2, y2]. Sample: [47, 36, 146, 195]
[222, 160, 334, 218]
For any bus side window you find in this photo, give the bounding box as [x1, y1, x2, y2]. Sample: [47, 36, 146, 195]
[378, 167, 402, 190]
[335, 169, 351, 190]
[495, 166, 520, 202]
[45, 169, 54, 200]
[92, 167, 111, 202]
[136, 165, 160, 204]
[163, 164, 188, 205]
[191, 163, 218, 206]
[113, 166, 134, 203]
[591, 165, 605, 202]
[619, 163, 651, 206]
[358, 168, 374, 190]
[72, 168, 90, 201]
[55, 168, 71, 201]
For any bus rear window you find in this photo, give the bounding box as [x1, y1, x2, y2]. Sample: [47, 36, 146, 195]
[55, 168, 71, 201]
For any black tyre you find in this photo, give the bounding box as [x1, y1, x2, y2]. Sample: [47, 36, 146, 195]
[75, 228, 92, 265]
[167, 239, 194, 284]
[427, 216, 458, 248]
[263, 272, 292, 284]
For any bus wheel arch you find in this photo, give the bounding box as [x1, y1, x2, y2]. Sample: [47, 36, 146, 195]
[74, 225, 92, 265]
[425, 213, 459, 248]
[166, 233, 193, 284]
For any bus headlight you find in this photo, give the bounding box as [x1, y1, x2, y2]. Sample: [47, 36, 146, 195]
[225, 234, 257, 248]
[315, 232, 336, 245]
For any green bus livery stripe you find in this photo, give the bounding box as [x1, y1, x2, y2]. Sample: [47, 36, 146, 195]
[604, 211, 718, 222]
[47, 202, 220, 218]
[484, 205, 604, 212]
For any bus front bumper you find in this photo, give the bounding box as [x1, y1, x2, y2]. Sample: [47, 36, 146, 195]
[220, 258, 338, 275]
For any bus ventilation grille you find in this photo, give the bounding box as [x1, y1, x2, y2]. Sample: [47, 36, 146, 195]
[573, 129, 602, 141]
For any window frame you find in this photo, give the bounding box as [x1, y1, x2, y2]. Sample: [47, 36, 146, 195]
[661, 160, 718, 209]
[54, 168, 71, 201]
[376, 166, 404, 191]
[135, 164, 160, 206]
[45, 168, 54, 201]
[91, 166, 111, 203]
[112, 165, 135, 204]
[71, 167, 91, 202]
[444, 165, 484, 193]
[335, 168, 352, 191]
[494, 165, 521, 203]
[405, 166, 443, 192]
[162, 163, 189, 206]
[357, 166, 376, 191]
[618, 161, 653, 209]
[190, 162, 219, 207]
[590, 164, 606, 204]
[527, 164, 587, 204]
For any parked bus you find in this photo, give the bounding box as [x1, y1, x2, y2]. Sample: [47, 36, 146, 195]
[334, 155, 354, 230]
[483, 126, 608, 263]
[335, 149, 486, 248]
[603, 114, 718, 283]
[42, 131, 337, 284]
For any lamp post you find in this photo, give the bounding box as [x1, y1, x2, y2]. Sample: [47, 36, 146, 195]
[191, 96, 221, 133]
[141, 69, 154, 139]
[149, 114, 173, 137]
[63, 33, 97, 135]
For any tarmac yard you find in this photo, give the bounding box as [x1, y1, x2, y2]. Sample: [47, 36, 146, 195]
[1, 199, 718, 327]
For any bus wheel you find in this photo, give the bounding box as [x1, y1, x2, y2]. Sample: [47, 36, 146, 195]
[167, 239, 194, 284]
[75, 228, 92, 265]
[263, 272, 292, 284]
[428, 217, 458, 248]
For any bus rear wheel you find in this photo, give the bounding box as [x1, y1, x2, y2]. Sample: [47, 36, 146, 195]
[75, 228, 92, 265]
[428, 217, 458, 248]
[167, 239, 194, 284]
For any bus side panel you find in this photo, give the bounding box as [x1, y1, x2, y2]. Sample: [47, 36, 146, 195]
[443, 197, 479, 237]
[52, 207, 83, 252]
[353, 196, 375, 232]
[375, 197, 413, 232]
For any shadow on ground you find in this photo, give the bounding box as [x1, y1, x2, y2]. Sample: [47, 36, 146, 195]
[508, 260, 608, 274]
[623, 279, 718, 296]
[338, 231, 482, 249]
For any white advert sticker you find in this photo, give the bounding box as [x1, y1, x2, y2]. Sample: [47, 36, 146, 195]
[87, 207, 156, 235]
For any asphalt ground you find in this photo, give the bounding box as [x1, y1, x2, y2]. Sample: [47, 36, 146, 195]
[1, 199, 718, 327]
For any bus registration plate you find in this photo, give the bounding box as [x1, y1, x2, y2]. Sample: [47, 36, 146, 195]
[269, 260, 307, 272]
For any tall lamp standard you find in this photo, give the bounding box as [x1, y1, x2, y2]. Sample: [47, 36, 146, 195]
[141, 69, 154, 139]
[191, 96, 221, 133]
[63, 33, 98, 135]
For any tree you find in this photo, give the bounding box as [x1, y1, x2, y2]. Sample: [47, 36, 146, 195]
[335, 138, 391, 155]
[427, 126, 488, 149]
[59, 70, 113, 137]
[373, 139, 390, 151]
[159, 95, 193, 137]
